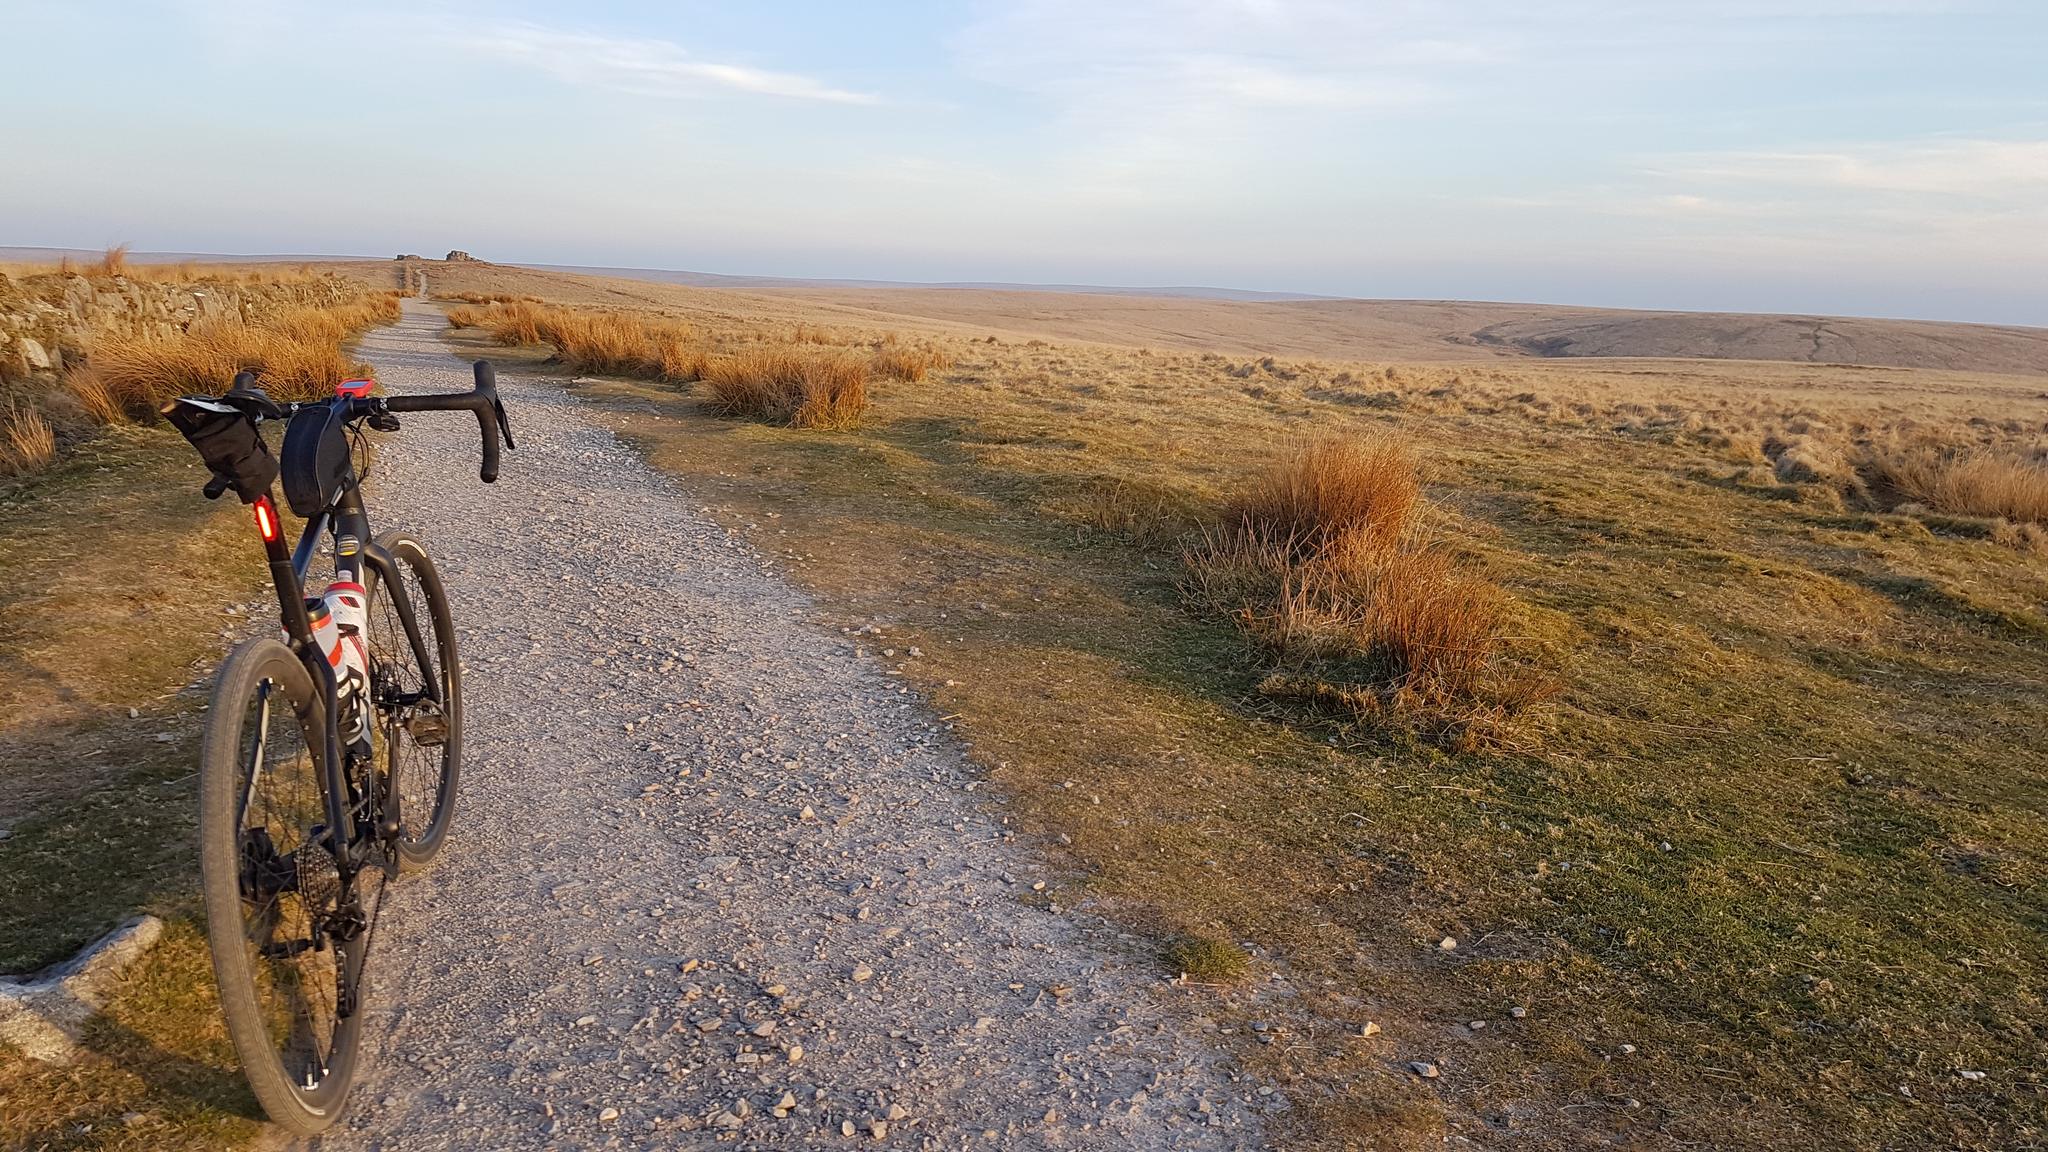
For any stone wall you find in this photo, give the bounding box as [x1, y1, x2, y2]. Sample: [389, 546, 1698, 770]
[0, 272, 370, 381]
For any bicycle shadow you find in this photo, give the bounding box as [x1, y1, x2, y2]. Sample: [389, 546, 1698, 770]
[2, 922, 271, 1145]
[85, 1013, 263, 1115]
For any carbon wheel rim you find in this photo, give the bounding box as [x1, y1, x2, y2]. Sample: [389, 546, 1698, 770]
[231, 676, 352, 1106]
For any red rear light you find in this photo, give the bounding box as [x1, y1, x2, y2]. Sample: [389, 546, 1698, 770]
[253, 496, 279, 542]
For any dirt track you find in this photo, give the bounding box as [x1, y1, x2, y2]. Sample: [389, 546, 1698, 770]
[304, 302, 1260, 1149]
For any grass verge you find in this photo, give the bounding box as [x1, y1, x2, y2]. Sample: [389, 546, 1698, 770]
[0, 426, 275, 1147]
[561, 330, 2047, 1151]
[0, 921, 260, 1151]
[0, 279, 396, 1145]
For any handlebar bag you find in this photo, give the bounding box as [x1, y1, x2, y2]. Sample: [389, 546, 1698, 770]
[281, 403, 356, 516]
[161, 397, 279, 504]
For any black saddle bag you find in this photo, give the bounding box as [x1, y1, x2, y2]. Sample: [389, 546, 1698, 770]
[161, 398, 278, 504]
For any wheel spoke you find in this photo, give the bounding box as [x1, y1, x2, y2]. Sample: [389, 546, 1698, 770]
[234, 673, 346, 1095]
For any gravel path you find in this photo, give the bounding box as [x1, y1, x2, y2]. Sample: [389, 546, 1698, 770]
[306, 302, 1260, 1150]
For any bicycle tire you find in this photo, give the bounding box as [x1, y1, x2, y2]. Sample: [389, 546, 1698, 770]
[366, 531, 461, 869]
[198, 637, 363, 1135]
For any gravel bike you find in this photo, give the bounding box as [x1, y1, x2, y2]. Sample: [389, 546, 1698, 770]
[163, 362, 512, 1134]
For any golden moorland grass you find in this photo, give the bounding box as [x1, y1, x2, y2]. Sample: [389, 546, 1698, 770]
[442, 302, 490, 330]
[0, 249, 335, 289]
[1182, 438, 1526, 744]
[449, 299, 698, 380]
[869, 342, 952, 383]
[1, 402, 57, 475]
[1, 265, 401, 482]
[1859, 441, 2048, 525]
[530, 274, 2047, 1152]
[83, 296, 399, 415]
[447, 298, 897, 427]
[435, 290, 539, 306]
[1226, 436, 1423, 557]
[701, 348, 870, 429]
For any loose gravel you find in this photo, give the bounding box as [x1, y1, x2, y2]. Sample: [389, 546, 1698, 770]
[306, 303, 1261, 1149]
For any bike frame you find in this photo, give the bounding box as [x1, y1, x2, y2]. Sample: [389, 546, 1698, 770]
[234, 377, 508, 892]
[252, 478, 438, 885]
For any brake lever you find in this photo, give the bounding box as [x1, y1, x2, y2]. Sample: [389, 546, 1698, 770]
[493, 397, 516, 449]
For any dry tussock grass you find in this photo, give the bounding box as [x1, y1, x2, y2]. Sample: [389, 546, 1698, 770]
[1226, 437, 1420, 558]
[88, 295, 398, 412]
[0, 287, 399, 478]
[703, 349, 869, 429]
[476, 299, 547, 346]
[870, 343, 952, 383]
[1, 401, 57, 474]
[0, 253, 334, 288]
[438, 291, 538, 305]
[790, 322, 852, 345]
[456, 300, 701, 382]
[62, 365, 125, 425]
[550, 310, 697, 379]
[92, 324, 365, 409]
[1184, 436, 1529, 743]
[1860, 442, 2048, 525]
[453, 299, 888, 427]
[660, 341, 709, 383]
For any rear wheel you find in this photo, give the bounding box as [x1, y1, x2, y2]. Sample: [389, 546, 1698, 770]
[198, 638, 362, 1135]
[365, 531, 461, 869]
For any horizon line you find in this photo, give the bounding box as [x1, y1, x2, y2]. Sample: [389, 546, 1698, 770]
[3, 244, 2041, 332]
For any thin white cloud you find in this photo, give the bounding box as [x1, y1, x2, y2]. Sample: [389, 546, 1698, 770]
[1655, 139, 2048, 199]
[467, 22, 877, 105]
[954, 0, 1495, 112]
[944, 0, 1502, 198]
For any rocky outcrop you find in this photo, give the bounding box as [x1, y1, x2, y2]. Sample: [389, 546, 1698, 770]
[445, 250, 479, 262]
[0, 271, 367, 381]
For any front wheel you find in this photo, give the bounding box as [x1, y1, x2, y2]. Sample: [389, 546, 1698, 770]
[365, 531, 461, 869]
[198, 638, 362, 1135]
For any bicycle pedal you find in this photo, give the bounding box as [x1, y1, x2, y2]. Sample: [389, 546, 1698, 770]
[406, 712, 450, 746]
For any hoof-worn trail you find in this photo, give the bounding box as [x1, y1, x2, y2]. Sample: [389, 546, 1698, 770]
[310, 303, 1258, 1149]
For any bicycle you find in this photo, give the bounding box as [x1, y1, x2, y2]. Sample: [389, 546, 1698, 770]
[162, 362, 513, 1134]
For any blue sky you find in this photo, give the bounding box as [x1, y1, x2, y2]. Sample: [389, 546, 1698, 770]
[3, 1, 2045, 322]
